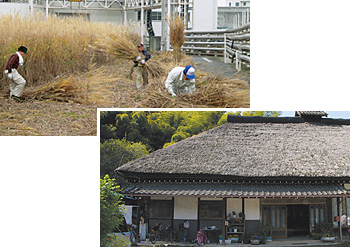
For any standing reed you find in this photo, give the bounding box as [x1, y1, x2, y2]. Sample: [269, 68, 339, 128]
[0, 12, 134, 88]
[167, 12, 186, 63]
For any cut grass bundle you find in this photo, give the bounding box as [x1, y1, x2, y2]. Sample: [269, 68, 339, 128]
[24, 66, 119, 105]
[94, 25, 140, 60]
[167, 12, 186, 63]
[25, 75, 81, 102]
[139, 74, 250, 108]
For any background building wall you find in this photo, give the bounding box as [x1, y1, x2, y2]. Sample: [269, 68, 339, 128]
[0, 3, 30, 16]
[227, 198, 243, 216]
[174, 197, 198, 220]
[192, 0, 217, 30]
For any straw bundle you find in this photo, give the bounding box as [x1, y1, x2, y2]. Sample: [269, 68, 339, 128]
[95, 26, 140, 60]
[25, 75, 81, 102]
[140, 74, 250, 108]
[167, 12, 186, 62]
[145, 60, 164, 78]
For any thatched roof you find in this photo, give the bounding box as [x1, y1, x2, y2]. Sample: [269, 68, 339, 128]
[117, 115, 350, 180]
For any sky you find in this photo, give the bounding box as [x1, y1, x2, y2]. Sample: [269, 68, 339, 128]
[280, 111, 350, 119]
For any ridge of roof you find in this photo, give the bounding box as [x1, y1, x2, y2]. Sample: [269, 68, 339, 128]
[227, 115, 350, 125]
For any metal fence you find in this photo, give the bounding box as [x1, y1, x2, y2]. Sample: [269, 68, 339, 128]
[182, 23, 250, 71]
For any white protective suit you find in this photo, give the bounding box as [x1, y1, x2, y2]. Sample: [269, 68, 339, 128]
[165, 67, 195, 96]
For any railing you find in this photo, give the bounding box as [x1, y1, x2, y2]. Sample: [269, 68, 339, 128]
[182, 23, 250, 71]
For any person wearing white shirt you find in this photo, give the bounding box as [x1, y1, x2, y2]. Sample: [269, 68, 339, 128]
[4, 46, 28, 102]
[165, 65, 196, 97]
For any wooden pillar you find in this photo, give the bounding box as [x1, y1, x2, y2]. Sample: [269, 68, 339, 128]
[171, 197, 175, 228]
[136, 198, 141, 243]
[223, 198, 227, 242]
[337, 197, 343, 242]
[197, 198, 200, 231]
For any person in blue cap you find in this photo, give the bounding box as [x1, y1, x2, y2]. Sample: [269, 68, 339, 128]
[165, 65, 196, 97]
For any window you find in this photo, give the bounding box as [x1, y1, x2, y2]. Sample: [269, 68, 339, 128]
[235, 2, 239, 6]
[199, 201, 223, 219]
[229, 2, 232, 6]
[310, 205, 325, 227]
[150, 200, 172, 218]
[151, 12, 162, 21]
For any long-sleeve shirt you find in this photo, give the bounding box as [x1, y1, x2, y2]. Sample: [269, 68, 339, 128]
[141, 49, 151, 62]
[165, 67, 196, 95]
[5, 53, 20, 73]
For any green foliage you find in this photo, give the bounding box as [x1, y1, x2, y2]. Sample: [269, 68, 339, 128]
[106, 234, 130, 247]
[100, 111, 226, 151]
[100, 139, 149, 179]
[100, 175, 125, 246]
[230, 111, 281, 117]
[257, 223, 273, 237]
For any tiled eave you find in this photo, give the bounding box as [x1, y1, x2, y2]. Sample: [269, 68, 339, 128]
[123, 182, 349, 198]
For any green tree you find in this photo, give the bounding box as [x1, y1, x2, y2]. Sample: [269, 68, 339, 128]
[100, 175, 125, 246]
[100, 139, 149, 179]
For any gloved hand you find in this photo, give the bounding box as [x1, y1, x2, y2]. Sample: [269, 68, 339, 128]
[7, 73, 13, 80]
[141, 60, 145, 65]
[136, 56, 141, 61]
[171, 92, 177, 97]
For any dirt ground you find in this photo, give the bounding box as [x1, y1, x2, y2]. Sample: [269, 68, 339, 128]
[0, 56, 249, 136]
[0, 96, 97, 136]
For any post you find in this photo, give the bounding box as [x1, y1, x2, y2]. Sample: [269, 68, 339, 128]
[123, 1, 127, 26]
[141, 0, 144, 44]
[161, 0, 167, 51]
[45, 0, 48, 18]
[337, 197, 343, 242]
[224, 33, 227, 63]
[167, 0, 171, 51]
[29, 0, 33, 14]
[223, 198, 227, 242]
[136, 199, 141, 243]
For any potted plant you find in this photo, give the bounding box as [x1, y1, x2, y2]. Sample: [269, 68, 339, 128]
[321, 227, 335, 242]
[250, 233, 261, 245]
[232, 234, 239, 242]
[257, 223, 273, 243]
[219, 234, 223, 244]
[242, 233, 250, 244]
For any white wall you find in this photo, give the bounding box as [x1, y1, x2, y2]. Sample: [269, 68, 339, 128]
[245, 199, 260, 220]
[174, 197, 198, 220]
[227, 198, 242, 217]
[0, 3, 30, 16]
[192, 0, 217, 30]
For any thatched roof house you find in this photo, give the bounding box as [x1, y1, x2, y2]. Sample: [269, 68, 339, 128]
[117, 113, 350, 241]
[118, 114, 350, 181]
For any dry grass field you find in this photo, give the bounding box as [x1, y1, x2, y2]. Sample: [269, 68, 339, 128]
[0, 13, 249, 136]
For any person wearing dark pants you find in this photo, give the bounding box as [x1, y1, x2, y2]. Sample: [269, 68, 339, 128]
[133, 43, 151, 90]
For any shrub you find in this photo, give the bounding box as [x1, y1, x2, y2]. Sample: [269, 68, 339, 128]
[106, 234, 130, 247]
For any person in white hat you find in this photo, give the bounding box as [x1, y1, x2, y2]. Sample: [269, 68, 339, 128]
[165, 65, 196, 97]
[4, 46, 28, 102]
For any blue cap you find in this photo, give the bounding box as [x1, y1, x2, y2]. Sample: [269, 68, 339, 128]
[184, 65, 195, 79]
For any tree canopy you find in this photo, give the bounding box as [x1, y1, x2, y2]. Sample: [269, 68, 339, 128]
[100, 175, 125, 246]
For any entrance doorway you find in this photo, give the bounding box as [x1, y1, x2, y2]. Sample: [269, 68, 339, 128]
[287, 205, 309, 236]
